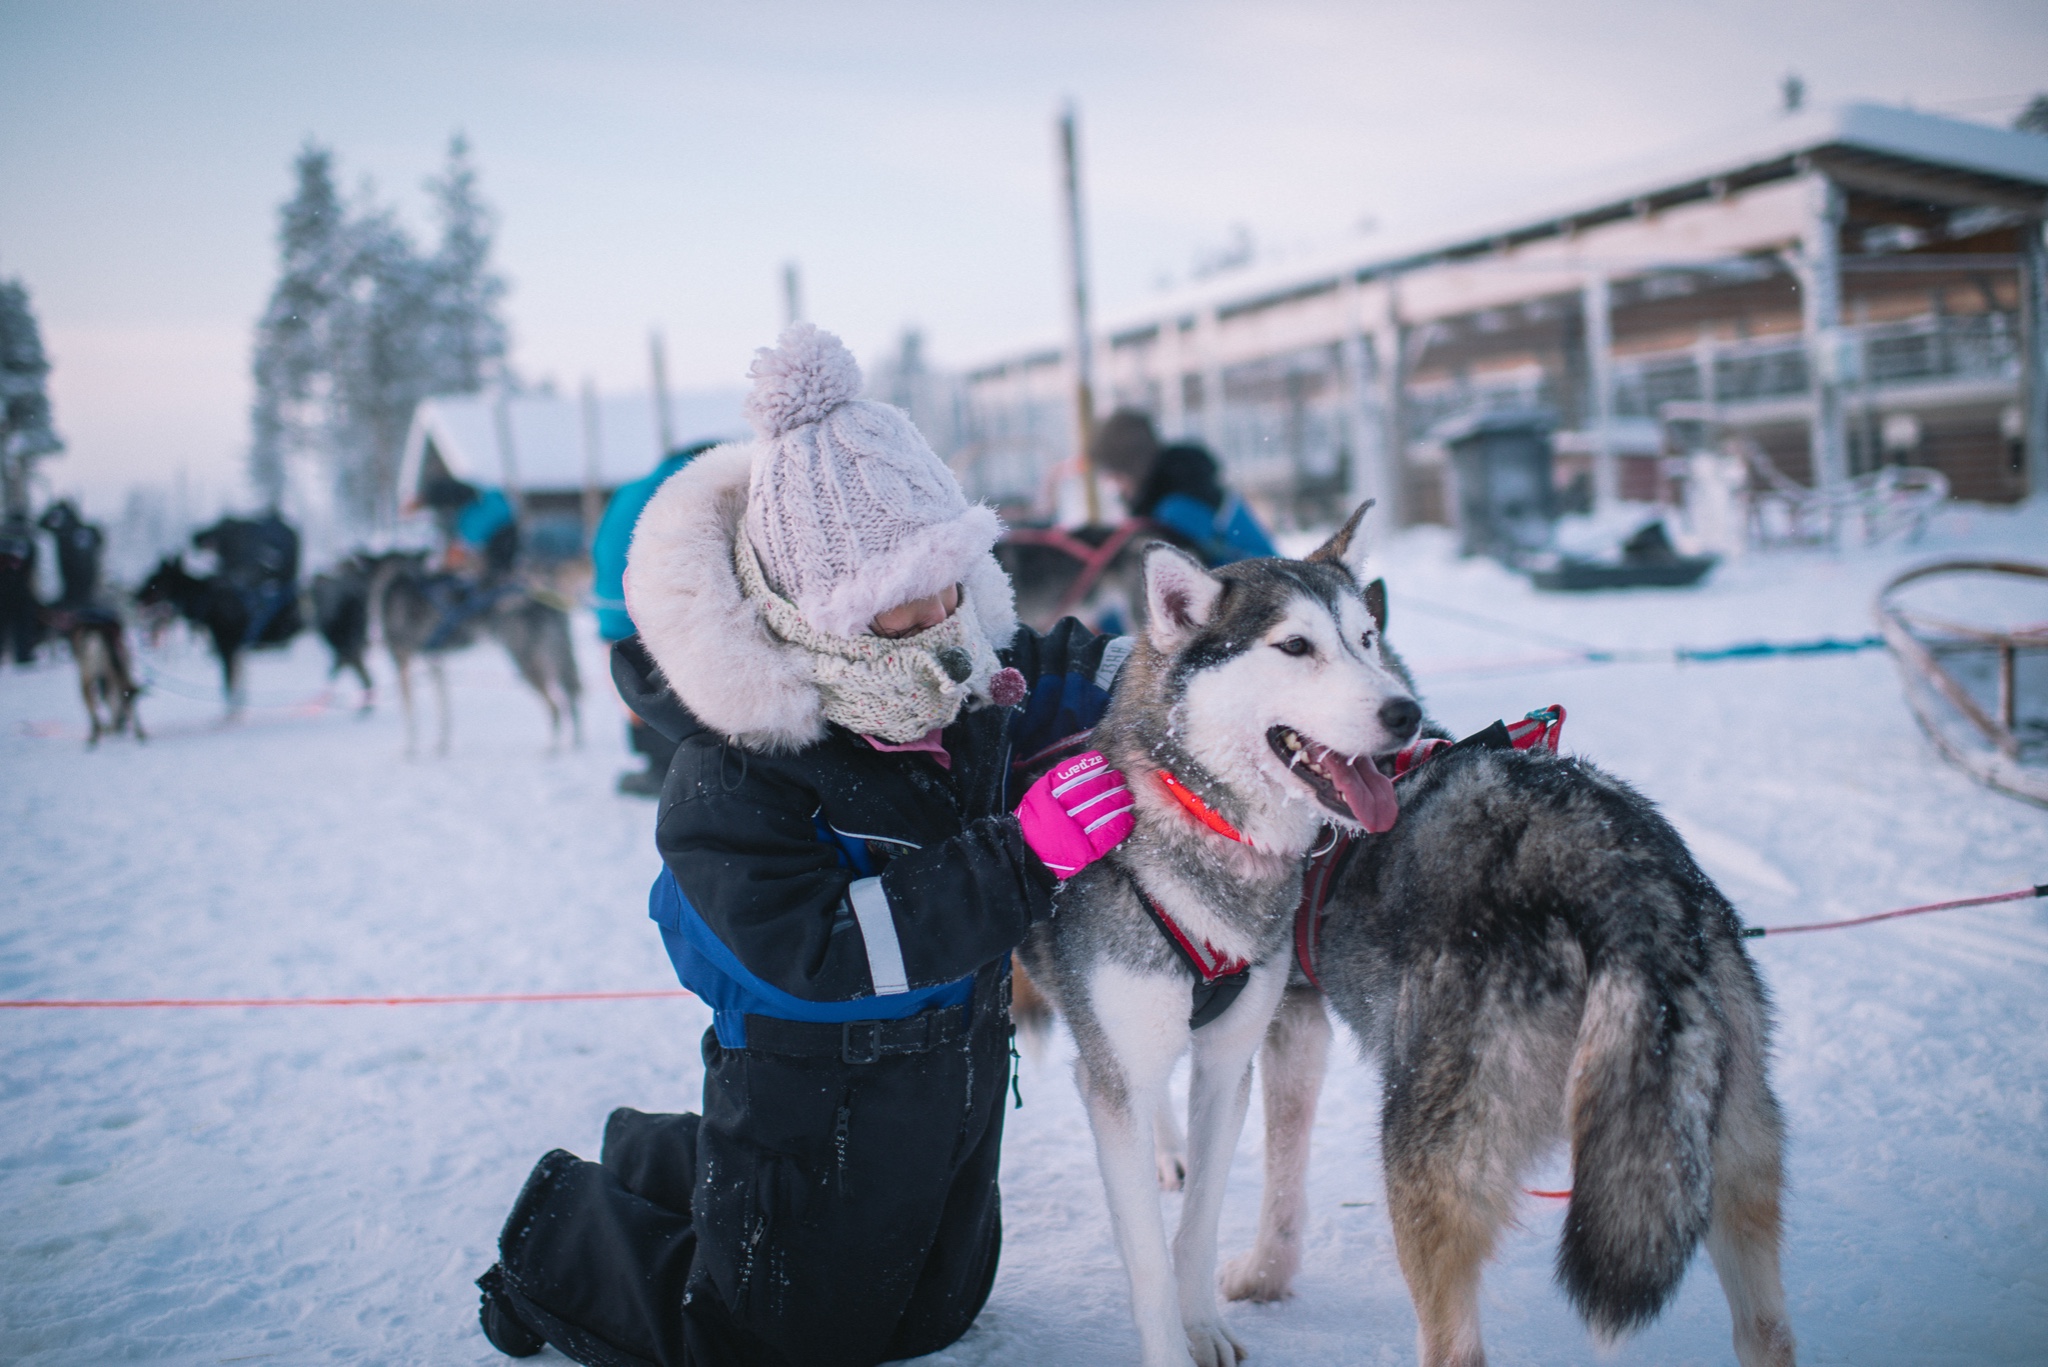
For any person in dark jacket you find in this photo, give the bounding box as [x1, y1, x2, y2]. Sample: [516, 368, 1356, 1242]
[591, 439, 724, 796]
[193, 510, 303, 645]
[37, 500, 106, 610]
[0, 513, 41, 664]
[476, 325, 1138, 1367]
[1089, 408, 1278, 563]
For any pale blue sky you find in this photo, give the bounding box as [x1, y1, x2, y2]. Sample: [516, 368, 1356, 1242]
[3, 0, 2044, 506]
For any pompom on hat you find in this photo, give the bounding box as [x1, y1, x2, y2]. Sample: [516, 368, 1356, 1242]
[742, 323, 1002, 639]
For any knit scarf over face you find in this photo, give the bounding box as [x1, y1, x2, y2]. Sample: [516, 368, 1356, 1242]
[735, 534, 1002, 743]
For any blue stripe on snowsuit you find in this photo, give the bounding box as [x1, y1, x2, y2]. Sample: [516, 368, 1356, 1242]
[651, 638, 1121, 1050]
[649, 823, 973, 1051]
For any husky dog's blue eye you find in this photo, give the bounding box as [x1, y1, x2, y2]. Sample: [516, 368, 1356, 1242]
[1361, 632, 1375, 650]
[1275, 636, 1313, 657]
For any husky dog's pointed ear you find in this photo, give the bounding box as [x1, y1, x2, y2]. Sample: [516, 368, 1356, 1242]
[1364, 577, 1388, 631]
[1306, 499, 1374, 580]
[1143, 543, 1225, 652]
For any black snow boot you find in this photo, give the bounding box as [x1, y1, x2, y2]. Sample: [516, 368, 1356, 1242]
[477, 1262, 545, 1358]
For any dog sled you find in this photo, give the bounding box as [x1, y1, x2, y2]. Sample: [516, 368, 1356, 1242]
[996, 518, 1181, 632]
[1878, 559, 2048, 807]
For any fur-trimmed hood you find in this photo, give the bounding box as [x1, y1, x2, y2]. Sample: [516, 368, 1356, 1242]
[623, 442, 1019, 753]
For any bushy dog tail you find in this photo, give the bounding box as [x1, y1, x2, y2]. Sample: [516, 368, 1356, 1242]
[1557, 963, 1723, 1340]
[1007, 954, 1056, 1048]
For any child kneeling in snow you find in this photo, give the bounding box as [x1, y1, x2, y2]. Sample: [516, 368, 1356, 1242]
[476, 325, 1136, 1367]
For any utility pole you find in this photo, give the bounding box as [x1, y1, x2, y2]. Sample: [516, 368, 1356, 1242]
[649, 330, 676, 458]
[493, 386, 524, 519]
[783, 262, 804, 328]
[580, 378, 605, 554]
[1057, 102, 1101, 523]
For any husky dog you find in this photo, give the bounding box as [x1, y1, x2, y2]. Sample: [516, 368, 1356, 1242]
[1220, 587, 1795, 1367]
[375, 552, 583, 755]
[1019, 505, 1420, 1367]
[308, 553, 376, 712]
[61, 612, 145, 745]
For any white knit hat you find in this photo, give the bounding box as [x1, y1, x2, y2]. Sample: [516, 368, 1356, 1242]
[742, 323, 1001, 638]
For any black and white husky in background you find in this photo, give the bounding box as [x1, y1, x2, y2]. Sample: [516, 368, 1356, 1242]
[1019, 505, 1420, 1367]
[1218, 581, 1797, 1367]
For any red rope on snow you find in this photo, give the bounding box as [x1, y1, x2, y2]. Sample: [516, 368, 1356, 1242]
[0, 989, 692, 1010]
[1743, 883, 2046, 938]
[7, 889, 2041, 1010]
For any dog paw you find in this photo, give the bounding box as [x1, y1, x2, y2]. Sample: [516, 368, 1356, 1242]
[1157, 1153, 1186, 1191]
[1218, 1248, 1296, 1303]
[1183, 1319, 1247, 1367]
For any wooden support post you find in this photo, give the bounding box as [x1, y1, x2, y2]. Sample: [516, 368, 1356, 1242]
[1999, 642, 2017, 733]
[1198, 307, 1226, 455]
[1582, 272, 1618, 509]
[1159, 317, 1186, 440]
[1340, 275, 1402, 526]
[1057, 104, 1100, 523]
[1373, 289, 1410, 527]
[1800, 174, 1850, 524]
[2021, 218, 2048, 502]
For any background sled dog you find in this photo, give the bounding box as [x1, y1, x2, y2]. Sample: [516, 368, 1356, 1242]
[1020, 505, 1421, 1367]
[1223, 589, 1795, 1367]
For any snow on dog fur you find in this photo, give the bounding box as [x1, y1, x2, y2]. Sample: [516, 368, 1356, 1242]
[1018, 503, 1420, 1367]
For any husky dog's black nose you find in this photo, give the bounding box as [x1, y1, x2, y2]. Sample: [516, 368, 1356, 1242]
[1378, 697, 1421, 737]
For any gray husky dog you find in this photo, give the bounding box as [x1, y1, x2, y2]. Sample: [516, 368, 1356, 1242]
[375, 553, 583, 756]
[1219, 584, 1795, 1367]
[1020, 505, 1421, 1367]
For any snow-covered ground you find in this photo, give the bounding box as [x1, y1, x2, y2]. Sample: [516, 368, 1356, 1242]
[4, 503, 2046, 1366]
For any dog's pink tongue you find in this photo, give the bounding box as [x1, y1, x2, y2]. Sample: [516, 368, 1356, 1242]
[1311, 744, 1401, 833]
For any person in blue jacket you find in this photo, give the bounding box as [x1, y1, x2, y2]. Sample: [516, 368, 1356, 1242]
[418, 476, 520, 649]
[475, 325, 1138, 1367]
[1089, 408, 1277, 563]
[591, 439, 723, 795]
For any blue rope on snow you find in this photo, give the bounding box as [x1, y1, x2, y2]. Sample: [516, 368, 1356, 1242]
[1674, 635, 1885, 663]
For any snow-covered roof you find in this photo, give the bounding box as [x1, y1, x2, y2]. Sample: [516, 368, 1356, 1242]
[998, 103, 2048, 361]
[398, 388, 747, 500]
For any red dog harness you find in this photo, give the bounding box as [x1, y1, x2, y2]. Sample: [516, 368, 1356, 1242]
[1137, 705, 1566, 1021]
[1134, 770, 1255, 1028]
[1294, 706, 1566, 988]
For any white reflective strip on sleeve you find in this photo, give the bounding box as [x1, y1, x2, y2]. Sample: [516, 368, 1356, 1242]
[846, 877, 910, 996]
[1094, 636, 1135, 691]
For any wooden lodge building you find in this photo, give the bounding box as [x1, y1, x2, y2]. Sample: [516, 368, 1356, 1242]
[958, 103, 2048, 529]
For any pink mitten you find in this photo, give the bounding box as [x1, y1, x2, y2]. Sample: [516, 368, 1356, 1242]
[1018, 751, 1136, 878]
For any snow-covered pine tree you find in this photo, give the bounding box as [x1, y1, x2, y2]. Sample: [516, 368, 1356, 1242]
[249, 144, 349, 510]
[0, 277, 64, 518]
[327, 205, 438, 527]
[423, 134, 510, 396]
[247, 137, 514, 529]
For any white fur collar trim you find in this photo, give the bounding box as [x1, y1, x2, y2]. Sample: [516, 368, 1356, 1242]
[623, 442, 1019, 753]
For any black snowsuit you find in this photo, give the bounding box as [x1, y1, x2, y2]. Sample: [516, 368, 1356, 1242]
[0, 517, 41, 663]
[487, 621, 1124, 1367]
